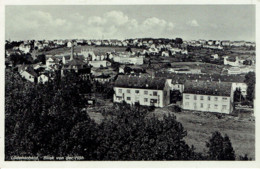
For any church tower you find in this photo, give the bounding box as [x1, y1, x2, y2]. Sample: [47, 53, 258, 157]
[70, 41, 74, 61]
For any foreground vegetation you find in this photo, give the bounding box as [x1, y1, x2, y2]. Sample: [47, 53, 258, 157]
[5, 69, 251, 160]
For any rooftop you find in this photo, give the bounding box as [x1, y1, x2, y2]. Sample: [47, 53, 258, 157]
[184, 80, 232, 96]
[114, 75, 166, 90]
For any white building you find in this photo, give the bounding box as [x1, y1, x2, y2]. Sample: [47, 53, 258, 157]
[38, 74, 49, 84]
[182, 80, 234, 114]
[18, 65, 38, 83]
[89, 60, 111, 68]
[113, 75, 171, 107]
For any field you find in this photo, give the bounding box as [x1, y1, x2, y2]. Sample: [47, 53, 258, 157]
[151, 106, 255, 159]
[86, 101, 255, 159]
[42, 45, 144, 56]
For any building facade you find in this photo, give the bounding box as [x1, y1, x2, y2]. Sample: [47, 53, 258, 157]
[113, 75, 170, 107]
[182, 81, 234, 114]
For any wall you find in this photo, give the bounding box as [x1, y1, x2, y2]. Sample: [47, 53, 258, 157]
[113, 87, 166, 107]
[182, 93, 232, 114]
[20, 71, 35, 83]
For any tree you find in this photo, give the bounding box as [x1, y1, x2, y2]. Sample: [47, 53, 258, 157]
[206, 131, 235, 160]
[244, 72, 255, 102]
[175, 38, 183, 45]
[233, 88, 244, 102]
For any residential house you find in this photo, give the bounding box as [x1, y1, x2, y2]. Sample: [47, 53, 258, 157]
[38, 74, 49, 84]
[221, 40, 230, 46]
[224, 56, 244, 67]
[113, 75, 171, 107]
[113, 53, 144, 65]
[94, 74, 112, 83]
[182, 80, 234, 114]
[19, 44, 31, 53]
[89, 60, 111, 68]
[18, 65, 38, 83]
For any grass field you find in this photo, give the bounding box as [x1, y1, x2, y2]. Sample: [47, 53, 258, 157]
[86, 102, 255, 159]
[43, 45, 143, 56]
[151, 106, 255, 159]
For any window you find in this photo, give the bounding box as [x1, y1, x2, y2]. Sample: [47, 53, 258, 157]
[215, 97, 218, 101]
[151, 99, 157, 103]
[144, 91, 148, 95]
[201, 103, 203, 108]
[185, 102, 189, 106]
[127, 89, 131, 94]
[144, 98, 148, 102]
[222, 105, 227, 110]
[214, 104, 218, 109]
[200, 96, 204, 100]
[208, 96, 211, 101]
[194, 103, 197, 108]
[135, 90, 139, 94]
[194, 95, 197, 100]
[185, 95, 190, 99]
[222, 97, 228, 101]
[208, 104, 210, 109]
[119, 89, 122, 93]
[127, 97, 131, 101]
[153, 91, 157, 96]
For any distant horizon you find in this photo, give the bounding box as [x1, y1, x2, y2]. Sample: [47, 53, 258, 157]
[5, 38, 256, 43]
[6, 5, 255, 42]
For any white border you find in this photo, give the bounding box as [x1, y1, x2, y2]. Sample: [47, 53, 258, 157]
[0, 0, 259, 168]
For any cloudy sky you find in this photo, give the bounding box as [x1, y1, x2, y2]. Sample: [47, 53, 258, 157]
[5, 5, 255, 41]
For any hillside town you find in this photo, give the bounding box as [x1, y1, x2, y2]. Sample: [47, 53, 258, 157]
[5, 38, 255, 115]
[4, 3, 257, 163]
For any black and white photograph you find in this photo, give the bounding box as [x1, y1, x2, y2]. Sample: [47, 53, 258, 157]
[1, 0, 259, 167]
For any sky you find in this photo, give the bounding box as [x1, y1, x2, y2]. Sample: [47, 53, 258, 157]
[5, 5, 255, 41]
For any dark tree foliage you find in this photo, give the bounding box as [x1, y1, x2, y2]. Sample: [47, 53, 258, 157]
[244, 72, 255, 102]
[10, 53, 34, 65]
[94, 104, 197, 160]
[6, 69, 238, 160]
[233, 88, 245, 102]
[206, 131, 235, 160]
[170, 90, 182, 103]
[239, 154, 252, 161]
[175, 38, 183, 45]
[5, 70, 92, 159]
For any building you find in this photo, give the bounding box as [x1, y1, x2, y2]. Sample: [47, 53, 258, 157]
[38, 74, 49, 84]
[19, 44, 31, 53]
[113, 75, 171, 107]
[113, 53, 144, 65]
[182, 80, 234, 114]
[156, 72, 248, 97]
[61, 44, 91, 77]
[94, 74, 112, 83]
[46, 57, 60, 69]
[89, 60, 111, 68]
[224, 56, 244, 67]
[221, 41, 230, 46]
[18, 65, 38, 83]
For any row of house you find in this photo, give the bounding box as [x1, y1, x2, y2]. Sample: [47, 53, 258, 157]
[186, 40, 255, 47]
[113, 74, 236, 114]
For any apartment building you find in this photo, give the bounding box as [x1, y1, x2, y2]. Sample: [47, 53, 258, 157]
[182, 80, 234, 114]
[113, 75, 170, 107]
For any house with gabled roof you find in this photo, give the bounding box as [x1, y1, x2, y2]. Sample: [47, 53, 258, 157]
[113, 75, 171, 107]
[182, 80, 234, 114]
[18, 65, 38, 83]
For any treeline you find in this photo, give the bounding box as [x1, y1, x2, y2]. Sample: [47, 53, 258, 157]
[5, 70, 250, 160]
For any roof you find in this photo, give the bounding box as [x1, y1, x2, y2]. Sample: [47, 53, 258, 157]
[95, 74, 111, 79]
[114, 75, 166, 90]
[184, 80, 232, 96]
[19, 65, 38, 77]
[155, 72, 246, 84]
